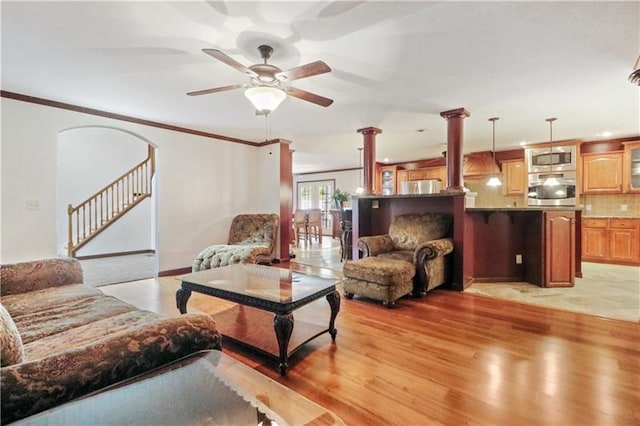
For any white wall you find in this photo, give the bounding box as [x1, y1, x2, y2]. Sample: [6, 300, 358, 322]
[1, 98, 270, 271]
[57, 127, 153, 256]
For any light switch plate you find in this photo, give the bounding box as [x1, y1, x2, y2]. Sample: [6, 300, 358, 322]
[621, 204, 628, 211]
[586, 204, 592, 211]
[26, 200, 40, 210]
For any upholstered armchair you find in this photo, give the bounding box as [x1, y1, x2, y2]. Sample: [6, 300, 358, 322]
[193, 213, 279, 272]
[357, 213, 454, 296]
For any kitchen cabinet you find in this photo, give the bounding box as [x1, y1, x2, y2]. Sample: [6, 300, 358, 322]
[581, 152, 623, 193]
[582, 219, 608, 260]
[501, 159, 525, 195]
[622, 141, 640, 193]
[378, 166, 397, 195]
[397, 170, 408, 190]
[582, 217, 639, 265]
[407, 169, 427, 181]
[544, 211, 575, 287]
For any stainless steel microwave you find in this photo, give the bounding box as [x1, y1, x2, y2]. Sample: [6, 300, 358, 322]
[526, 145, 577, 173]
[528, 171, 577, 206]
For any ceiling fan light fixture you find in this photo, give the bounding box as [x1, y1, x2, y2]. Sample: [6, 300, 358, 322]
[244, 86, 286, 114]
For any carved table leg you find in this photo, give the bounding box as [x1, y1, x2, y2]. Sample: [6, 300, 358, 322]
[326, 290, 340, 341]
[273, 313, 294, 376]
[176, 287, 192, 314]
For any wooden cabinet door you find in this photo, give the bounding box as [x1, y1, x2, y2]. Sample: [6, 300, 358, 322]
[582, 225, 609, 260]
[407, 169, 427, 181]
[609, 219, 639, 262]
[545, 211, 575, 287]
[379, 166, 397, 195]
[502, 159, 525, 195]
[582, 152, 623, 193]
[397, 170, 408, 193]
[622, 141, 640, 193]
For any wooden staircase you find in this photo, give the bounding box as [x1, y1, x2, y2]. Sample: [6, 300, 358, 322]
[67, 145, 156, 257]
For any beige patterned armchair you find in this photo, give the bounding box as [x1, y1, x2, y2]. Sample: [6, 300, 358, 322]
[357, 213, 454, 296]
[193, 213, 280, 272]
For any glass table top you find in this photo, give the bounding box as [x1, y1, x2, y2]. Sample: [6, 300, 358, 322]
[180, 263, 336, 305]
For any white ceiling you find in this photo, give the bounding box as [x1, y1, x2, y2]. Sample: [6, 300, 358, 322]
[2, 1, 639, 173]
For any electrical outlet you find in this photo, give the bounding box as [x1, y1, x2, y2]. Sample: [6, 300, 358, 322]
[586, 204, 592, 211]
[25, 200, 40, 210]
[515, 254, 523, 264]
[621, 204, 628, 211]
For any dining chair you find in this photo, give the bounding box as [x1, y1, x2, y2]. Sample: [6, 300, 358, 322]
[307, 208, 323, 244]
[292, 209, 309, 246]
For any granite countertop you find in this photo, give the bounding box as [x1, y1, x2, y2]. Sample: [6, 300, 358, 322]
[583, 215, 639, 219]
[466, 207, 583, 212]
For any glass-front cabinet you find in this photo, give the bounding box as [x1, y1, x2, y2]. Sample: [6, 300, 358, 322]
[379, 166, 397, 195]
[623, 141, 640, 193]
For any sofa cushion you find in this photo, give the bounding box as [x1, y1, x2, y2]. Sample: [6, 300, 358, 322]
[24, 309, 162, 360]
[389, 213, 452, 250]
[0, 303, 24, 367]
[343, 257, 415, 286]
[12, 294, 138, 345]
[1, 284, 102, 318]
[193, 244, 272, 271]
[0, 257, 83, 296]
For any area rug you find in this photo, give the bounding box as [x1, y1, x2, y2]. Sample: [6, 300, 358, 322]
[465, 263, 640, 322]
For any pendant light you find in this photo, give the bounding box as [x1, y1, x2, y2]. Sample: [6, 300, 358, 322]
[542, 117, 560, 187]
[355, 147, 365, 194]
[486, 117, 502, 187]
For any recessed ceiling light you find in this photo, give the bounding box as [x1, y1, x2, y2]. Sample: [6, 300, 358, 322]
[383, 158, 390, 162]
[519, 141, 527, 146]
[601, 131, 613, 138]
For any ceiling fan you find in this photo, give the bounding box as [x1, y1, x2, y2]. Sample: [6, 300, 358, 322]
[187, 45, 333, 114]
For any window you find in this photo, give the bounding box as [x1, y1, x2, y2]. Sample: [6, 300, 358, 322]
[296, 179, 335, 230]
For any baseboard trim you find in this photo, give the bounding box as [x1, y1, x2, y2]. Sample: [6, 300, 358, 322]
[76, 249, 155, 260]
[158, 266, 192, 277]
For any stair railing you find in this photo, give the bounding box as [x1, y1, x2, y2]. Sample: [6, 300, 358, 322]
[67, 145, 156, 257]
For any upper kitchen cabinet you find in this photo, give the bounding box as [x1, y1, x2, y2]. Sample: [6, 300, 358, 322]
[622, 141, 640, 193]
[378, 165, 397, 195]
[501, 159, 525, 195]
[581, 151, 623, 194]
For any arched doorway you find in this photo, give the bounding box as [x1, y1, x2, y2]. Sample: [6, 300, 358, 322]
[57, 126, 158, 285]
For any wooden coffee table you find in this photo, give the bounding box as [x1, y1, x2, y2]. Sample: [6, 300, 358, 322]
[176, 264, 340, 375]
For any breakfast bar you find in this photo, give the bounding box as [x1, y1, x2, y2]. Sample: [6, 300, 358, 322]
[351, 193, 582, 290]
[465, 207, 582, 287]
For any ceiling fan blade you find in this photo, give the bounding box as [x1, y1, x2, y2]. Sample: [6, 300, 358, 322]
[202, 48, 257, 77]
[187, 84, 245, 96]
[276, 60, 331, 81]
[285, 86, 334, 107]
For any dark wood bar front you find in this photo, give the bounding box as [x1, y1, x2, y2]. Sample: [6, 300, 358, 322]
[465, 208, 582, 288]
[351, 194, 582, 291]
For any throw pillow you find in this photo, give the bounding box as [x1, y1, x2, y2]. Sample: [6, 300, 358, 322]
[0, 302, 25, 366]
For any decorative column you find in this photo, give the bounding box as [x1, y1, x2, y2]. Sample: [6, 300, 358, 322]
[356, 127, 382, 194]
[439, 108, 470, 192]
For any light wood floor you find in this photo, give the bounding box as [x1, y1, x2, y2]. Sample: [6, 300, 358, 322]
[102, 262, 640, 425]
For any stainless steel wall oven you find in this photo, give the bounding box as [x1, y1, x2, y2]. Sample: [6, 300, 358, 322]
[527, 171, 577, 206]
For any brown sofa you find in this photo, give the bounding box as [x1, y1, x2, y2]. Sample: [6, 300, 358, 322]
[0, 258, 222, 424]
[193, 213, 280, 272]
[357, 213, 454, 296]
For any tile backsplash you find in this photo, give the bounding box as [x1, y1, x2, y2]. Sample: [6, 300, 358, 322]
[465, 181, 526, 208]
[581, 194, 640, 217]
[466, 181, 640, 216]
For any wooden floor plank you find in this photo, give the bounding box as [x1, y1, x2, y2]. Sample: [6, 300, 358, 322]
[102, 263, 640, 425]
